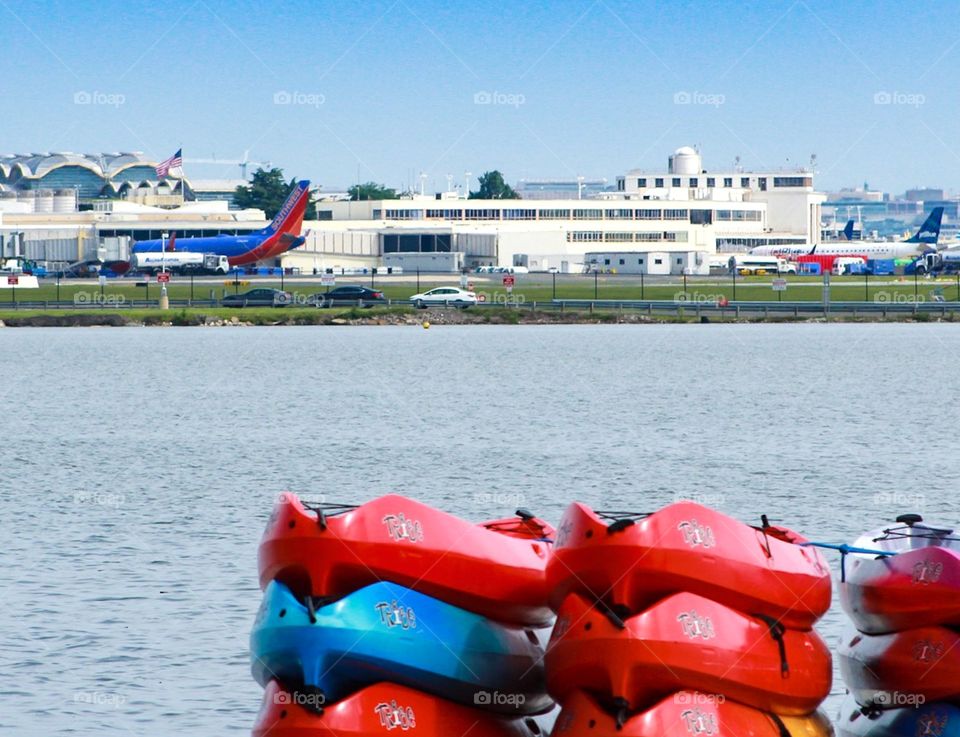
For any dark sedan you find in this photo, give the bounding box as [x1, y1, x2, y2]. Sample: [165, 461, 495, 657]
[222, 288, 293, 308]
[308, 286, 387, 308]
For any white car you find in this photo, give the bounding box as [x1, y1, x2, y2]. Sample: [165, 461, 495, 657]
[409, 287, 478, 309]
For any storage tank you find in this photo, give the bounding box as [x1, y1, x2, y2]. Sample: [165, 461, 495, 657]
[668, 146, 702, 176]
[53, 189, 76, 213]
[34, 189, 54, 213]
[19, 190, 37, 213]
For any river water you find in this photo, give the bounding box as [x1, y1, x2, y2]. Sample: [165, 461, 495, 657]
[2, 323, 958, 734]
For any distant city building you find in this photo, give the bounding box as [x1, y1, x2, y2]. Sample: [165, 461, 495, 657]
[905, 188, 945, 202]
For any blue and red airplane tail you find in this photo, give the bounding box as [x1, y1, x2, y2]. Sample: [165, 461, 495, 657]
[259, 180, 310, 238]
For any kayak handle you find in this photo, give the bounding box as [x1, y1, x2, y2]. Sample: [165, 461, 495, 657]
[800, 541, 896, 582]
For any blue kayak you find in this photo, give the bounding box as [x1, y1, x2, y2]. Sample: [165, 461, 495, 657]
[838, 694, 960, 737]
[250, 580, 552, 715]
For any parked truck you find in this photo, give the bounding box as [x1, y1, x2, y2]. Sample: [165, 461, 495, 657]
[131, 252, 230, 275]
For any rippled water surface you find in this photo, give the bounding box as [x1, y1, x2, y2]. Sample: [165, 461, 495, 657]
[3, 324, 959, 734]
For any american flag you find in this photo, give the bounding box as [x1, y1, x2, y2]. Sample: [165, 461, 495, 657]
[155, 148, 182, 178]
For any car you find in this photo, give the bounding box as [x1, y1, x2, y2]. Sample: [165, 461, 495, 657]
[409, 287, 478, 309]
[221, 288, 292, 308]
[308, 285, 387, 308]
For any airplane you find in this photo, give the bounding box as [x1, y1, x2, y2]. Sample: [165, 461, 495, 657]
[131, 180, 311, 266]
[750, 207, 944, 260]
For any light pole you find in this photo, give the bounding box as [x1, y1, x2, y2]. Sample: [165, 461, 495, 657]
[464, 171, 472, 198]
[159, 231, 170, 309]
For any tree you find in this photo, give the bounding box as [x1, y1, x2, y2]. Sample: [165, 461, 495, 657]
[234, 168, 316, 219]
[349, 182, 397, 201]
[469, 170, 519, 199]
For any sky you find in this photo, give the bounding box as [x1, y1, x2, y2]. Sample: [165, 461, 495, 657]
[2, 0, 959, 195]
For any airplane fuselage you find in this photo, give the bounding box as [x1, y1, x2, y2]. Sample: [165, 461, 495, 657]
[750, 242, 927, 260]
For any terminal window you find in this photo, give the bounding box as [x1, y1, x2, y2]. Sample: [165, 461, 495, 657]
[706, 178, 715, 187]
[672, 178, 681, 187]
[637, 178, 646, 187]
[724, 177, 733, 187]
[741, 177, 750, 187]
[655, 178, 664, 187]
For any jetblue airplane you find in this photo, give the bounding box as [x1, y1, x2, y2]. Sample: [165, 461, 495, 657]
[132, 180, 310, 266]
[750, 207, 944, 260]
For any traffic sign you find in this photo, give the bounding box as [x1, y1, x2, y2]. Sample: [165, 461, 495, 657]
[321, 273, 336, 287]
[7, 276, 18, 285]
[502, 274, 515, 287]
[157, 272, 170, 283]
[772, 278, 787, 292]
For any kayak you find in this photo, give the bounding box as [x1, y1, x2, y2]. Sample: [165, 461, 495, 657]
[253, 680, 544, 737]
[545, 591, 831, 715]
[840, 515, 960, 634]
[259, 493, 555, 626]
[838, 623, 960, 707]
[548, 689, 834, 737]
[837, 694, 960, 737]
[547, 502, 831, 630]
[251, 579, 552, 715]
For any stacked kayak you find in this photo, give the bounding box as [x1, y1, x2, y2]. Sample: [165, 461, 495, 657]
[838, 514, 960, 737]
[251, 493, 555, 736]
[545, 501, 834, 736]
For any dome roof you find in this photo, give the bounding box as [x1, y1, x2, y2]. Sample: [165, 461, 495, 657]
[674, 146, 697, 156]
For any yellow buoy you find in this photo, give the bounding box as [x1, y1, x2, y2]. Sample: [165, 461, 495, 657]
[422, 321, 430, 329]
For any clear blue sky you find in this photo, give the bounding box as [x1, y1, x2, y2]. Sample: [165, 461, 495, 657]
[3, 0, 958, 194]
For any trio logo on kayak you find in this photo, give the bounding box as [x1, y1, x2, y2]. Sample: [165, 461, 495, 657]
[912, 559, 944, 585]
[677, 520, 716, 549]
[677, 610, 716, 640]
[912, 639, 944, 663]
[374, 700, 416, 731]
[376, 601, 417, 630]
[679, 707, 719, 735]
[382, 513, 424, 543]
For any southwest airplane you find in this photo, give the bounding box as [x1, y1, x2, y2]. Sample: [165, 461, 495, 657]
[131, 180, 310, 266]
[750, 207, 945, 260]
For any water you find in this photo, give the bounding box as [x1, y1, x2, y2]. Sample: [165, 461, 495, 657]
[2, 323, 959, 734]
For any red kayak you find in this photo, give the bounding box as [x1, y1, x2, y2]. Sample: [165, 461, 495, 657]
[840, 515, 960, 634]
[259, 493, 555, 626]
[548, 690, 834, 737]
[547, 502, 831, 630]
[253, 680, 542, 737]
[545, 591, 831, 715]
[839, 624, 960, 707]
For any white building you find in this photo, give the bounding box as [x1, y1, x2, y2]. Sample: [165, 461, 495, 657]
[283, 147, 821, 274]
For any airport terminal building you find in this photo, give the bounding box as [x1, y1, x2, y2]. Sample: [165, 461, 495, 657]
[277, 147, 823, 275]
[0, 146, 824, 274]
